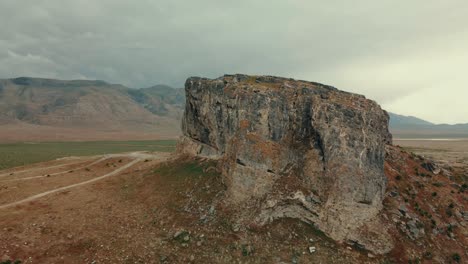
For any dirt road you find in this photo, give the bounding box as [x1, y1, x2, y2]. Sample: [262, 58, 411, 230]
[0, 152, 170, 210]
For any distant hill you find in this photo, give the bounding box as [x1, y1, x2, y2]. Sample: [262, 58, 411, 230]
[389, 113, 434, 127]
[389, 112, 468, 139]
[0, 77, 185, 142]
[2, 77, 466, 142]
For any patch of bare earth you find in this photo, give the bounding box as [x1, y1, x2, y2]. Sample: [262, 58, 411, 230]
[0, 155, 378, 264]
[0, 148, 466, 263]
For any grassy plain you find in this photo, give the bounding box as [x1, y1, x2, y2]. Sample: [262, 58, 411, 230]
[0, 140, 177, 170]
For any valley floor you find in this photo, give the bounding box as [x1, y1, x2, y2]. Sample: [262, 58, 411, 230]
[0, 140, 466, 263]
[0, 152, 378, 264]
[0, 123, 180, 144]
[394, 139, 468, 181]
[0, 140, 176, 170]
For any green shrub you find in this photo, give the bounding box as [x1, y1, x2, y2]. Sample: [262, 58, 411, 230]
[423, 251, 432, 259]
[0, 260, 22, 264]
[460, 184, 467, 192]
[447, 224, 454, 233]
[452, 253, 461, 263]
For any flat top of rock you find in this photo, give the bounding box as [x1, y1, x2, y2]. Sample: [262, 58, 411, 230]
[223, 74, 337, 90]
[188, 74, 337, 90]
[186, 74, 377, 112]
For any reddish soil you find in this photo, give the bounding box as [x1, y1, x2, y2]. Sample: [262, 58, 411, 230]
[0, 154, 376, 264]
[0, 148, 466, 263]
[0, 157, 133, 205]
[382, 145, 467, 263]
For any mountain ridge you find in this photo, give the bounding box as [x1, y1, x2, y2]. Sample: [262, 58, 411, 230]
[0, 77, 185, 142]
[389, 112, 468, 138]
[1, 76, 467, 141]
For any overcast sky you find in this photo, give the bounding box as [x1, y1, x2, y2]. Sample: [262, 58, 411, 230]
[1, 1, 467, 123]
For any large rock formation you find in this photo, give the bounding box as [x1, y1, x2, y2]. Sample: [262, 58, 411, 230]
[178, 74, 393, 254]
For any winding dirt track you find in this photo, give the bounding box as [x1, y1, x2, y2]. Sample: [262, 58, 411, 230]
[0, 160, 88, 178]
[0, 152, 169, 210]
[0, 157, 107, 183]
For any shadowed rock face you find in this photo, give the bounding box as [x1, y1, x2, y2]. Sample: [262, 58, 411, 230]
[178, 74, 393, 253]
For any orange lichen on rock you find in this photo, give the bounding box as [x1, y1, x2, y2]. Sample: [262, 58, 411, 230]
[178, 74, 393, 254]
[239, 119, 250, 129]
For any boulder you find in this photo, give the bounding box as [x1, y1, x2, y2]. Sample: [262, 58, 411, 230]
[177, 74, 393, 254]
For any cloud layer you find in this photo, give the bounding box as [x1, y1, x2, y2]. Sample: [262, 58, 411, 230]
[1, 0, 467, 123]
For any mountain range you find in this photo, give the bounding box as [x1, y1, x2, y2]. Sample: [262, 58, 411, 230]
[0, 77, 466, 142]
[389, 112, 468, 139]
[0, 77, 184, 142]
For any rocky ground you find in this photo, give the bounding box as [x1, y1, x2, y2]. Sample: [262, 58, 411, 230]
[382, 145, 467, 263]
[0, 145, 466, 263]
[394, 139, 468, 179]
[0, 152, 375, 264]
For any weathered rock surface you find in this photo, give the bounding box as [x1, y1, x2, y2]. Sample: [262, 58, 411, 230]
[177, 74, 393, 254]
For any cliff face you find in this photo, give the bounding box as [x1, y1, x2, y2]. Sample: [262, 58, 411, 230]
[178, 74, 393, 253]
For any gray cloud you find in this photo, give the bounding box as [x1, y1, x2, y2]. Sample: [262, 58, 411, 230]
[1, 0, 467, 123]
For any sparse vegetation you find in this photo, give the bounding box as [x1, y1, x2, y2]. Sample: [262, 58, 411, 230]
[153, 159, 218, 183]
[0, 140, 176, 170]
[0, 260, 22, 264]
[452, 253, 461, 263]
[408, 257, 421, 264]
[446, 209, 453, 217]
[447, 224, 454, 233]
[379, 259, 395, 264]
[241, 244, 254, 256]
[461, 183, 467, 193]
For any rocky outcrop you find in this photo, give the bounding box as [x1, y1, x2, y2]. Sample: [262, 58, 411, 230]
[177, 74, 393, 254]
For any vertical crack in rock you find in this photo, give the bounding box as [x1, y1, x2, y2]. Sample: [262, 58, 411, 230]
[177, 74, 394, 254]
